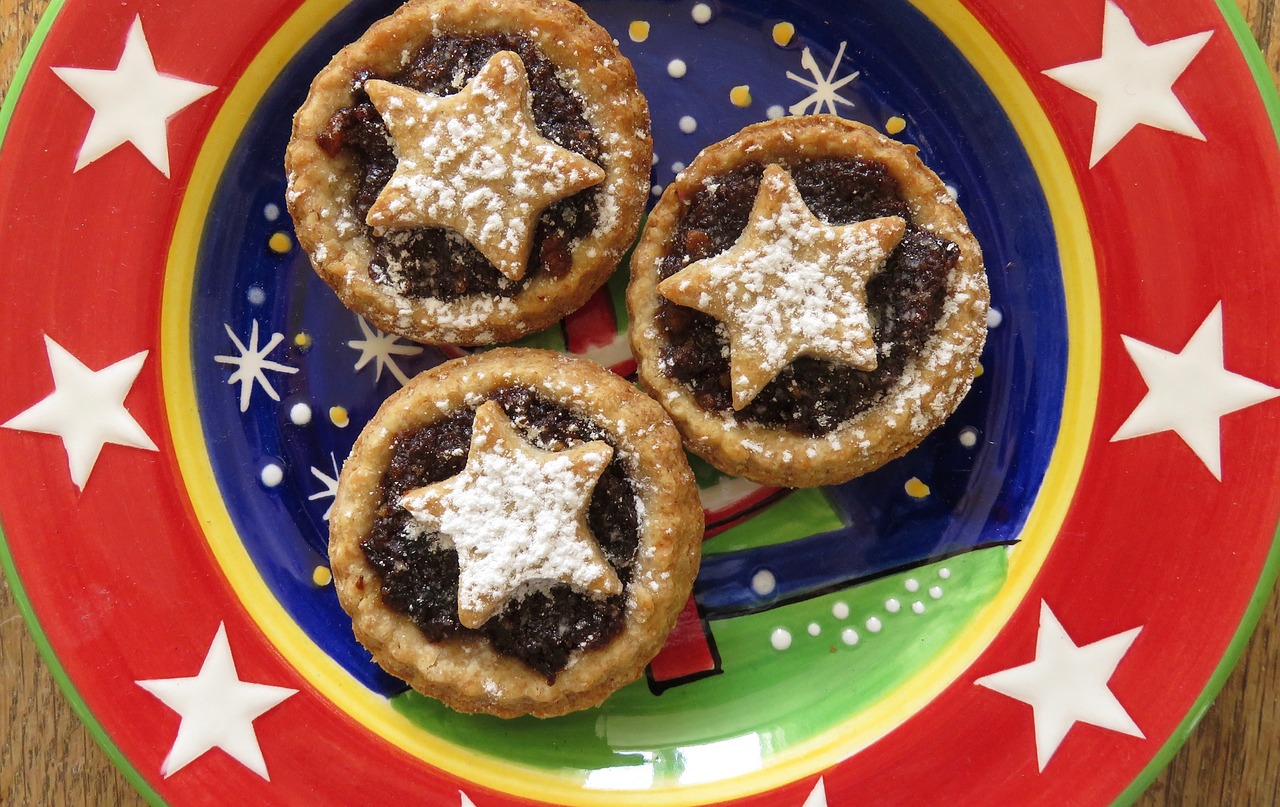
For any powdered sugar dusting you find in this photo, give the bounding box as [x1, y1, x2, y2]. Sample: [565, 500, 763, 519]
[362, 51, 605, 283]
[658, 164, 906, 409]
[399, 400, 622, 628]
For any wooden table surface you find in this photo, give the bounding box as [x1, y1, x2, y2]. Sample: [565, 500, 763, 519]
[2, 0, 1279, 805]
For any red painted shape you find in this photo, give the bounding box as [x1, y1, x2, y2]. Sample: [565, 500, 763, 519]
[562, 287, 618, 354]
[704, 486, 787, 538]
[648, 595, 717, 684]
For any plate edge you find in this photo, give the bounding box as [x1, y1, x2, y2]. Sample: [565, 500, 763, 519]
[0, 5, 171, 804]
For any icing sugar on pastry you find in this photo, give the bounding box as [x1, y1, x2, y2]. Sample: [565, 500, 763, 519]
[658, 163, 906, 410]
[363, 50, 606, 282]
[398, 399, 622, 629]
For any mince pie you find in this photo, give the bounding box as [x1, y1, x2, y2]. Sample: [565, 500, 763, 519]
[329, 349, 703, 717]
[627, 116, 989, 487]
[286, 0, 652, 345]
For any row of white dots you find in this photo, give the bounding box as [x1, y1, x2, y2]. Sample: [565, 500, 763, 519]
[768, 568, 952, 652]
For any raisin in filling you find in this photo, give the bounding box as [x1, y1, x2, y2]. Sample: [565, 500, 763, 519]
[361, 386, 640, 684]
[657, 158, 960, 436]
[316, 35, 603, 302]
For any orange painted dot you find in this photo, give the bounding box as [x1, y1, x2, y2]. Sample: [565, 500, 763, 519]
[886, 116, 907, 135]
[329, 406, 350, 428]
[730, 85, 753, 108]
[772, 22, 795, 46]
[905, 477, 931, 499]
[268, 232, 293, 254]
[313, 566, 333, 586]
[629, 20, 650, 42]
[293, 332, 312, 349]
[974, 362, 985, 378]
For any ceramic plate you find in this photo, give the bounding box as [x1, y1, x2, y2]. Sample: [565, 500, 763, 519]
[2, 0, 1279, 804]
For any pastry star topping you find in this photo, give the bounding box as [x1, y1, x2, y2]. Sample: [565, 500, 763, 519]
[363, 51, 606, 283]
[399, 400, 622, 628]
[658, 164, 906, 409]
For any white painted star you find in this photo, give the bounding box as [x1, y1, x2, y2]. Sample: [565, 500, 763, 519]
[1042, 1, 1212, 166]
[348, 316, 423, 386]
[308, 453, 340, 520]
[787, 42, 859, 116]
[136, 623, 296, 779]
[214, 320, 299, 412]
[3, 335, 156, 490]
[976, 601, 1143, 770]
[801, 777, 828, 806]
[1112, 303, 1278, 480]
[51, 15, 216, 177]
[459, 792, 477, 807]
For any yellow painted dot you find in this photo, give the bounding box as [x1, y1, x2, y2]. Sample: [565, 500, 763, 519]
[730, 85, 753, 108]
[905, 477, 931, 499]
[629, 20, 650, 42]
[312, 566, 333, 586]
[772, 22, 795, 47]
[293, 332, 313, 349]
[886, 116, 907, 135]
[268, 231, 293, 254]
[329, 406, 350, 428]
[974, 362, 985, 378]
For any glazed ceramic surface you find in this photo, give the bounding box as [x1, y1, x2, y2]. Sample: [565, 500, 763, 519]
[1, 0, 1279, 804]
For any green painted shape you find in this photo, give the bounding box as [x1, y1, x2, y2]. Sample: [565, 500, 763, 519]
[686, 452, 727, 489]
[1113, 7, 1280, 805]
[702, 487, 844, 555]
[389, 546, 1008, 783]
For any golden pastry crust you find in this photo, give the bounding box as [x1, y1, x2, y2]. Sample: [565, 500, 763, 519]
[286, 0, 652, 345]
[329, 349, 703, 718]
[628, 116, 989, 488]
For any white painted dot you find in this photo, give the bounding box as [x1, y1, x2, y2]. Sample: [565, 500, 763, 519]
[865, 616, 883, 633]
[247, 286, 266, 306]
[885, 598, 901, 613]
[929, 586, 944, 599]
[959, 427, 978, 448]
[671, 161, 685, 174]
[770, 627, 792, 651]
[904, 578, 920, 593]
[264, 203, 281, 221]
[289, 402, 312, 426]
[260, 463, 284, 487]
[841, 628, 860, 646]
[651, 183, 664, 197]
[939, 567, 952, 579]
[679, 115, 698, 134]
[668, 59, 687, 78]
[832, 601, 850, 620]
[945, 184, 959, 200]
[691, 3, 713, 24]
[807, 622, 821, 637]
[912, 601, 926, 614]
[652, 152, 660, 166]
[751, 569, 777, 596]
[766, 104, 786, 120]
[986, 307, 1003, 329]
